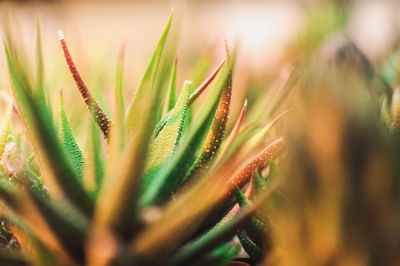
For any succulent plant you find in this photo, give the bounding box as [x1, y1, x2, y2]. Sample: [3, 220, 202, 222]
[0, 13, 283, 265]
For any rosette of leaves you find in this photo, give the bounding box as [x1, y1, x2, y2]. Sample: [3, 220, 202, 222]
[0, 14, 284, 266]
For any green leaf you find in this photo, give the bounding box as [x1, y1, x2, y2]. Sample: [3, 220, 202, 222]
[138, 53, 235, 208]
[143, 81, 191, 178]
[115, 42, 127, 124]
[93, 15, 173, 231]
[237, 185, 266, 247]
[4, 42, 94, 215]
[125, 12, 172, 131]
[202, 244, 240, 266]
[0, 177, 88, 262]
[236, 188, 251, 208]
[168, 186, 272, 266]
[35, 22, 46, 105]
[27, 187, 89, 262]
[381, 96, 391, 128]
[154, 46, 177, 125]
[253, 171, 268, 196]
[84, 120, 105, 194]
[59, 92, 84, 178]
[166, 57, 178, 112]
[238, 233, 263, 262]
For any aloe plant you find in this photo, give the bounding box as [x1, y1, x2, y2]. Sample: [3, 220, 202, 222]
[0, 13, 283, 266]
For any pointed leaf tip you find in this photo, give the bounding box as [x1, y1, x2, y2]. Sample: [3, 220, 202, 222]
[58, 30, 64, 40]
[189, 59, 226, 106]
[59, 31, 112, 139]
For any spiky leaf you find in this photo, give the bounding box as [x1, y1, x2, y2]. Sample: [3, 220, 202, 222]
[59, 93, 84, 178]
[237, 233, 263, 262]
[5, 42, 94, 215]
[144, 81, 191, 175]
[125, 12, 172, 131]
[139, 53, 235, 208]
[59, 31, 112, 140]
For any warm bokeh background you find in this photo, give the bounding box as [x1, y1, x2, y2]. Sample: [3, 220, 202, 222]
[1, 0, 400, 137]
[1, 0, 400, 74]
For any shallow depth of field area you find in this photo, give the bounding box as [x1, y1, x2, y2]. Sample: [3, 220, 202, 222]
[0, 1, 399, 265]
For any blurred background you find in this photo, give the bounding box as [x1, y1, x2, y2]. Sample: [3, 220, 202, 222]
[1, 0, 400, 74]
[1, 0, 400, 137]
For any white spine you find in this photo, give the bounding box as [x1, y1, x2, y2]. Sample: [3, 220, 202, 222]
[58, 30, 64, 40]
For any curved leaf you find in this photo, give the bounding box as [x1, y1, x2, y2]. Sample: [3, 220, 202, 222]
[5, 42, 94, 215]
[216, 99, 247, 164]
[144, 81, 191, 175]
[59, 31, 112, 140]
[221, 138, 284, 202]
[59, 92, 84, 178]
[237, 233, 263, 262]
[125, 12, 172, 132]
[138, 51, 235, 208]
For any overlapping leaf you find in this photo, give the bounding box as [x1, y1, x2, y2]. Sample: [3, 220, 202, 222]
[94, 13, 173, 232]
[144, 81, 192, 177]
[139, 51, 235, 208]
[4, 42, 93, 215]
[124, 12, 172, 132]
[59, 93, 84, 178]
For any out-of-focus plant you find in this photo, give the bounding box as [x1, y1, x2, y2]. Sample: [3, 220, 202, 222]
[268, 65, 400, 266]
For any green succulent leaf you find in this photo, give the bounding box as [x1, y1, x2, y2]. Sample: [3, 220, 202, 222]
[139, 52, 235, 208]
[5, 42, 94, 215]
[166, 57, 178, 112]
[143, 81, 191, 179]
[125, 12, 172, 131]
[237, 233, 263, 262]
[59, 93, 84, 178]
[93, 14, 174, 231]
[237, 186, 266, 247]
[115, 42, 127, 124]
[85, 120, 105, 194]
[236, 187, 251, 208]
[381, 96, 391, 128]
[169, 186, 271, 266]
[202, 244, 240, 266]
[35, 23, 46, 105]
[253, 171, 269, 196]
[27, 187, 89, 262]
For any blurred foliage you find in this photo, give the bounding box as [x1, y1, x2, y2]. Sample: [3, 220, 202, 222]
[0, 1, 400, 266]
